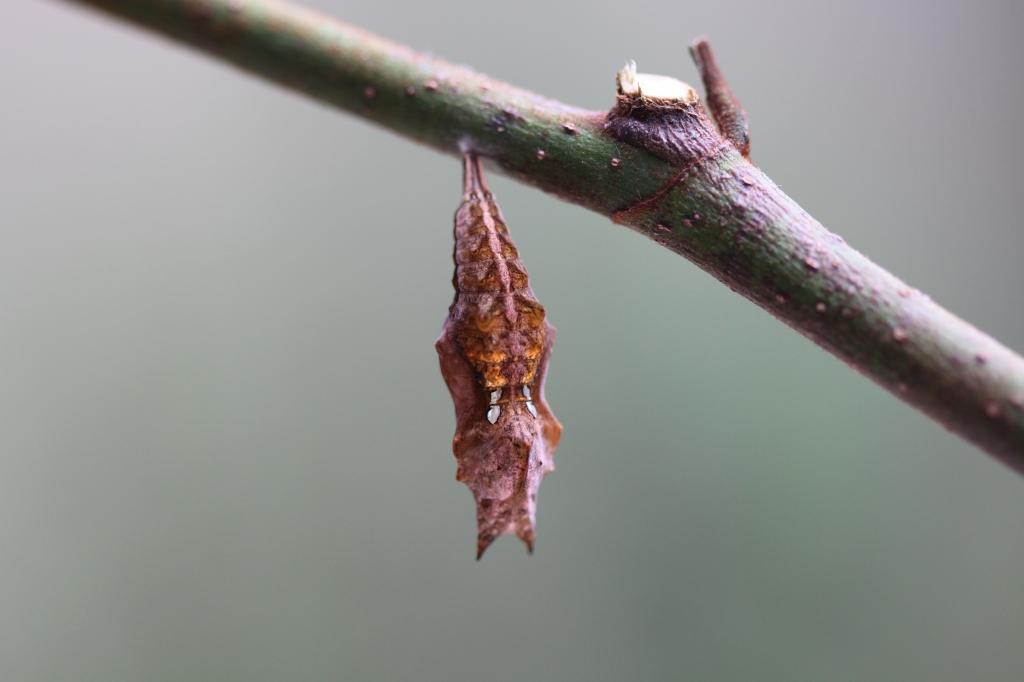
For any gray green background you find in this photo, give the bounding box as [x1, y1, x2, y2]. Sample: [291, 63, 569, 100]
[3, 1, 1023, 680]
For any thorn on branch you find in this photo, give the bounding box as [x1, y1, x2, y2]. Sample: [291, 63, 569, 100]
[689, 37, 750, 157]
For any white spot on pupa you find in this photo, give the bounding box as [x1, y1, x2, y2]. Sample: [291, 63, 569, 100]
[487, 405, 501, 424]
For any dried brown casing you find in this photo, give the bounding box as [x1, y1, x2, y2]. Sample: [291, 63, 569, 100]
[436, 154, 562, 559]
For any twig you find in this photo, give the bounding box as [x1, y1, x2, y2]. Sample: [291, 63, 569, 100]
[60, 0, 1024, 473]
[689, 38, 751, 157]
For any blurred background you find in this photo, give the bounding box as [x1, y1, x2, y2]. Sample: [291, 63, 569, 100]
[2, 1, 1023, 680]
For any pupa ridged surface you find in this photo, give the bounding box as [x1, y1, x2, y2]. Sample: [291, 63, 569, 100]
[435, 154, 562, 559]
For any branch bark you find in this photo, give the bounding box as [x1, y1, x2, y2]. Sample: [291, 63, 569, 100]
[60, 0, 1024, 473]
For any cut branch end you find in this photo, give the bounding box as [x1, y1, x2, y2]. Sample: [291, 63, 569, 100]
[616, 60, 699, 106]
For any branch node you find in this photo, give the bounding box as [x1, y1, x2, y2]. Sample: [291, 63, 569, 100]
[611, 139, 730, 224]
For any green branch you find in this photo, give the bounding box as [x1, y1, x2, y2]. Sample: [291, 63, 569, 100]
[62, 0, 1024, 473]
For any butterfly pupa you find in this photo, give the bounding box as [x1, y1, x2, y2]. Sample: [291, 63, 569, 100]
[435, 153, 562, 559]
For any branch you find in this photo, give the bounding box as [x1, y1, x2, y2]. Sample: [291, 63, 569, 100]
[61, 0, 1024, 473]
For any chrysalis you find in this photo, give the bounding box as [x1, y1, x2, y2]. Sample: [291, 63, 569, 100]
[435, 153, 562, 559]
